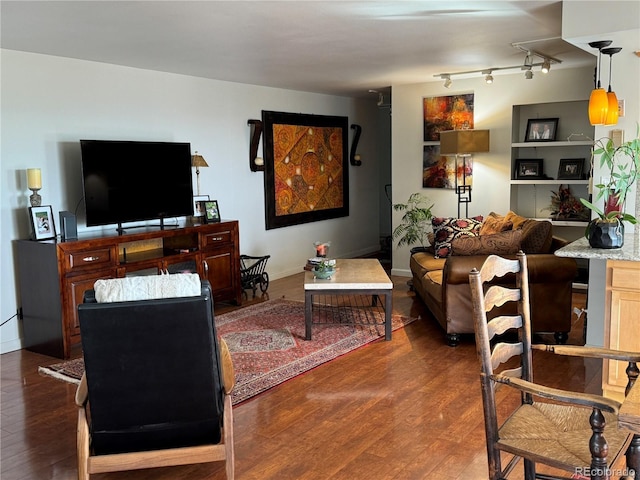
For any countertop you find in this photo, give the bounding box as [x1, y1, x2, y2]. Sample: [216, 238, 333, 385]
[555, 233, 640, 261]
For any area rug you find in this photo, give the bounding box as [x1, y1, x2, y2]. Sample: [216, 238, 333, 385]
[39, 298, 416, 405]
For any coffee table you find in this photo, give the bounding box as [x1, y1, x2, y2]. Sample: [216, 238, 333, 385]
[304, 258, 393, 340]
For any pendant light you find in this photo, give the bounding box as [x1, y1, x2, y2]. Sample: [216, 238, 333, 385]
[602, 47, 622, 126]
[588, 40, 612, 125]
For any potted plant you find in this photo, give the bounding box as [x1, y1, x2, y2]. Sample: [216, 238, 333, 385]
[392, 192, 434, 253]
[580, 124, 639, 248]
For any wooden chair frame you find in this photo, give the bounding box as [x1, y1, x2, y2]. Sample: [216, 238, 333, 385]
[469, 251, 640, 480]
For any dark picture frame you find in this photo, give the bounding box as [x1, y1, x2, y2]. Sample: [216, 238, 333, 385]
[515, 159, 544, 179]
[557, 158, 585, 180]
[204, 200, 221, 223]
[193, 194, 209, 217]
[525, 118, 558, 142]
[29, 205, 56, 240]
[262, 110, 349, 230]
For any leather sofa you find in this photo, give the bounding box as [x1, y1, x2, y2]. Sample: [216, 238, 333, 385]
[409, 213, 577, 346]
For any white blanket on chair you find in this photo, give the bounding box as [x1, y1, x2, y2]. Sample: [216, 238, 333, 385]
[94, 273, 201, 303]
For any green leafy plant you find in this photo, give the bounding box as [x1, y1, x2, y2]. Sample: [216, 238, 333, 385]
[580, 123, 640, 225]
[392, 192, 434, 248]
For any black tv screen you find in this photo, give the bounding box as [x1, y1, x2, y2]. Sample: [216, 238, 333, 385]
[80, 140, 194, 228]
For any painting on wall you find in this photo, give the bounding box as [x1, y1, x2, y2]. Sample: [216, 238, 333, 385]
[423, 93, 475, 141]
[422, 145, 455, 189]
[262, 110, 349, 230]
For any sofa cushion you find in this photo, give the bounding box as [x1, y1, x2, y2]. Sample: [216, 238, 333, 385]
[480, 214, 514, 235]
[432, 216, 483, 258]
[451, 229, 523, 256]
[520, 219, 553, 253]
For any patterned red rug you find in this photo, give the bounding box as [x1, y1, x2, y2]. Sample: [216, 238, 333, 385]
[39, 298, 415, 405]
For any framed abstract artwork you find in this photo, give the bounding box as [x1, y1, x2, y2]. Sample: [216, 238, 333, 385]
[422, 145, 455, 189]
[262, 110, 349, 230]
[423, 93, 475, 141]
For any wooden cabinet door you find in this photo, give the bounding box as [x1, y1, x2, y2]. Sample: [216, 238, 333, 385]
[603, 260, 640, 401]
[65, 269, 116, 347]
[202, 249, 236, 303]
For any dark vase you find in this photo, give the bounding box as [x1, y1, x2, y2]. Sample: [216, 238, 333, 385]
[586, 218, 624, 249]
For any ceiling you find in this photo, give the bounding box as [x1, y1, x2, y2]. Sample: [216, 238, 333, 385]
[0, 1, 596, 97]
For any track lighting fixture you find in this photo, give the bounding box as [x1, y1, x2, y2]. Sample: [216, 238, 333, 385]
[588, 40, 612, 125]
[433, 49, 560, 85]
[602, 46, 622, 125]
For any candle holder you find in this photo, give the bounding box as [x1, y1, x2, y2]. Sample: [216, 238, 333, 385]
[29, 188, 42, 207]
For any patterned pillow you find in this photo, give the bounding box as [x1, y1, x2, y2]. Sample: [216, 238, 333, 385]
[504, 210, 529, 230]
[431, 216, 484, 258]
[520, 219, 553, 253]
[451, 230, 523, 256]
[479, 214, 513, 235]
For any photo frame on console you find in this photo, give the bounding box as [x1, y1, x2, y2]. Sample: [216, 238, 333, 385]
[262, 110, 349, 230]
[204, 200, 221, 223]
[29, 205, 56, 240]
[193, 195, 209, 217]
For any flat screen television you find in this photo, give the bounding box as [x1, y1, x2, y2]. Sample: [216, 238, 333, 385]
[80, 140, 194, 231]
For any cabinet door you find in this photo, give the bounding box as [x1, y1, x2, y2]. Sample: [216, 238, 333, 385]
[65, 269, 116, 345]
[202, 249, 237, 303]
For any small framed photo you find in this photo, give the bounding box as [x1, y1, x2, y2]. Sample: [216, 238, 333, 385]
[525, 118, 558, 142]
[557, 158, 584, 180]
[204, 200, 221, 223]
[193, 195, 210, 217]
[515, 159, 544, 179]
[29, 205, 56, 240]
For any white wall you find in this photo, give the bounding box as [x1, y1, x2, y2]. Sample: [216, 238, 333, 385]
[390, 66, 595, 276]
[0, 50, 381, 354]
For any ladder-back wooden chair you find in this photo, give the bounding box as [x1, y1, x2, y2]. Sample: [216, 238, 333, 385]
[75, 275, 235, 479]
[469, 252, 639, 480]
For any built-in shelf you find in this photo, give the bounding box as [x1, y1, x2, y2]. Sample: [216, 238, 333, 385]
[511, 100, 594, 290]
[511, 140, 593, 148]
[510, 179, 589, 185]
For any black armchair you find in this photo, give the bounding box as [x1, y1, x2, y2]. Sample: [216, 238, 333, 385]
[76, 277, 234, 479]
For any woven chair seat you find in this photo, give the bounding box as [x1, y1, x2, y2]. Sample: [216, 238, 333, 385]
[499, 401, 629, 471]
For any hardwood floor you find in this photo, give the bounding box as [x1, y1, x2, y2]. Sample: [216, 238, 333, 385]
[1, 272, 597, 479]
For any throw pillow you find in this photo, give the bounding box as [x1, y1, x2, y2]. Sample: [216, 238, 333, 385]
[431, 216, 484, 258]
[519, 219, 553, 253]
[451, 230, 523, 256]
[479, 215, 513, 235]
[504, 211, 529, 230]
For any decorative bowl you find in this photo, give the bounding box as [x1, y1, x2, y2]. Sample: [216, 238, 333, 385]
[312, 268, 335, 279]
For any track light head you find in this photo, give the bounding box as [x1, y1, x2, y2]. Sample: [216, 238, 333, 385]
[485, 74, 493, 84]
[524, 69, 533, 80]
[442, 74, 452, 88]
[541, 59, 551, 74]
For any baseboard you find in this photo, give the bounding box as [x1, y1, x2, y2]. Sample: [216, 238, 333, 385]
[391, 268, 411, 277]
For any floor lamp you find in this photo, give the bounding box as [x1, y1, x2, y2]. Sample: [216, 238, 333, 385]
[439, 130, 490, 218]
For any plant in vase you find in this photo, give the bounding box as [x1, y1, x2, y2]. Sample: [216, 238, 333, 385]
[392, 192, 434, 253]
[580, 124, 639, 248]
[312, 259, 336, 279]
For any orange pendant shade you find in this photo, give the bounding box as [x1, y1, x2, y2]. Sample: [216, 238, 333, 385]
[589, 88, 608, 125]
[604, 91, 619, 125]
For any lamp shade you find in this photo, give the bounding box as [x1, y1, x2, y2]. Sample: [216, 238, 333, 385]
[191, 153, 208, 168]
[604, 91, 619, 125]
[439, 130, 490, 155]
[27, 168, 42, 189]
[588, 88, 609, 125]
